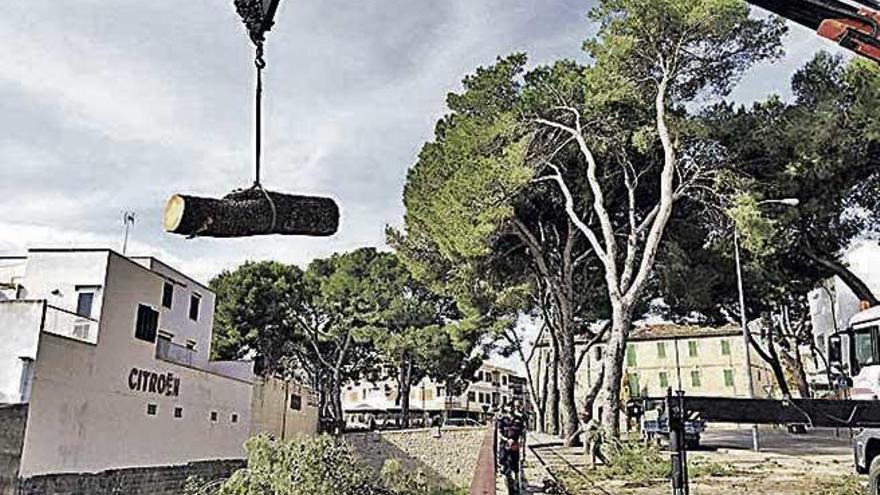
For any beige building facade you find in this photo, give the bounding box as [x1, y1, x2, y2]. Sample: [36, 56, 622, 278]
[531, 324, 778, 418]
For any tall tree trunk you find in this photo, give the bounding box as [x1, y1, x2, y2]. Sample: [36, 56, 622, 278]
[558, 329, 579, 446]
[538, 349, 549, 433]
[790, 343, 811, 399]
[583, 363, 605, 422]
[600, 303, 631, 438]
[396, 353, 414, 428]
[547, 334, 560, 435]
[748, 329, 792, 399]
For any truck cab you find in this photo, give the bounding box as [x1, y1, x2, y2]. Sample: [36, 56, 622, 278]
[831, 306, 880, 493]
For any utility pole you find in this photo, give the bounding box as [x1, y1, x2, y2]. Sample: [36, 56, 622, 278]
[122, 211, 136, 255]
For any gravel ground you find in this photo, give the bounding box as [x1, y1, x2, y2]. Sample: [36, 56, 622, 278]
[530, 427, 866, 495]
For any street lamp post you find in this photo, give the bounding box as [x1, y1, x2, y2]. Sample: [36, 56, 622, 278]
[733, 197, 799, 453]
[733, 228, 761, 452]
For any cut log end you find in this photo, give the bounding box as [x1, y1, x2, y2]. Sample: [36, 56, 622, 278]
[163, 195, 186, 233]
[163, 189, 340, 238]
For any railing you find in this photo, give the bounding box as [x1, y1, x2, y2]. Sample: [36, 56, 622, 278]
[42, 304, 98, 343]
[156, 338, 196, 367]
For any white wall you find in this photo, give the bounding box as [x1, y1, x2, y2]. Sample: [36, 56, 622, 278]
[0, 301, 43, 403]
[19, 251, 108, 316]
[18, 252, 252, 477]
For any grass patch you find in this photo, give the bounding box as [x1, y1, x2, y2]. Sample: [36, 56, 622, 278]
[806, 475, 864, 495]
[690, 459, 739, 478]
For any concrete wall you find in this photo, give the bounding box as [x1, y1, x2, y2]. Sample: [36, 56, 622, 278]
[17, 459, 244, 495]
[250, 376, 318, 439]
[347, 427, 486, 489]
[0, 405, 27, 495]
[18, 253, 252, 477]
[0, 302, 42, 404]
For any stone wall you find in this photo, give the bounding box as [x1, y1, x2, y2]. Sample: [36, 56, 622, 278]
[0, 405, 27, 495]
[347, 427, 486, 488]
[17, 459, 244, 495]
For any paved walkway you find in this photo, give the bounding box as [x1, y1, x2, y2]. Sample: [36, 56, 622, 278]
[495, 431, 590, 494]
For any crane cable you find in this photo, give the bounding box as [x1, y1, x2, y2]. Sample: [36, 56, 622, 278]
[251, 41, 277, 232]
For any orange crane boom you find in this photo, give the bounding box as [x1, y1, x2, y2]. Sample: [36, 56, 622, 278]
[747, 0, 880, 62]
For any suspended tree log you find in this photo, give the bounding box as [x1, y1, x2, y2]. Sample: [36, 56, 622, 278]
[164, 188, 339, 238]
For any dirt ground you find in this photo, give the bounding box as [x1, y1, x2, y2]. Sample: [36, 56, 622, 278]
[529, 426, 866, 495]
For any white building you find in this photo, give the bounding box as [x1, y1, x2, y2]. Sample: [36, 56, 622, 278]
[342, 363, 523, 424]
[0, 248, 316, 491]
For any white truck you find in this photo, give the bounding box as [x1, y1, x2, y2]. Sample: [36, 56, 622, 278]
[828, 305, 880, 493]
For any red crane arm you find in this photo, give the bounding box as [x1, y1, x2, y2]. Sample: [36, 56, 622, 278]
[747, 0, 880, 62]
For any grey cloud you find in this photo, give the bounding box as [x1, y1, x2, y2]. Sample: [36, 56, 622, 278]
[0, 0, 846, 282]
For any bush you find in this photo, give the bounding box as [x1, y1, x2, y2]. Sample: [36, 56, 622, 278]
[602, 439, 671, 484]
[185, 434, 456, 495]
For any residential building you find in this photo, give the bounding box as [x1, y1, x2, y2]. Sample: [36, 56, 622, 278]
[342, 362, 524, 424]
[0, 249, 316, 493]
[530, 323, 778, 420]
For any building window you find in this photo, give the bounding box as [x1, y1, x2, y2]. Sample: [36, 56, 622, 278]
[162, 282, 174, 309]
[688, 341, 699, 357]
[502, 375, 508, 386]
[690, 370, 701, 387]
[231, 413, 239, 424]
[174, 406, 183, 419]
[724, 369, 735, 387]
[76, 291, 95, 318]
[468, 391, 476, 402]
[626, 344, 637, 367]
[721, 339, 731, 356]
[659, 371, 669, 389]
[290, 393, 302, 411]
[595, 346, 603, 360]
[189, 294, 201, 321]
[146, 403, 158, 416]
[210, 411, 218, 422]
[657, 342, 666, 359]
[135, 304, 159, 342]
[628, 373, 640, 397]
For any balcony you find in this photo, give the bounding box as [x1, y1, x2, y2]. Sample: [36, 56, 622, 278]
[42, 304, 98, 343]
[156, 338, 196, 367]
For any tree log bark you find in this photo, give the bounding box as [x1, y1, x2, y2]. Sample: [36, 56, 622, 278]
[164, 188, 339, 238]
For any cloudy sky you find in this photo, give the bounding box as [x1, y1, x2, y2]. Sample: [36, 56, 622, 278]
[0, 0, 847, 283]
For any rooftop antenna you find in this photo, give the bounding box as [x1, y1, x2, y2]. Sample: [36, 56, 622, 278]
[122, 211, 136, 255]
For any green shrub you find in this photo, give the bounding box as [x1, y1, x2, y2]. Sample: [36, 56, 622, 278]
[185, 434, 455, 495]
[603, 439, 671, 484]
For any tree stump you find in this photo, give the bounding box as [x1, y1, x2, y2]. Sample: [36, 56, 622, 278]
[164, 188, 339, 238]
